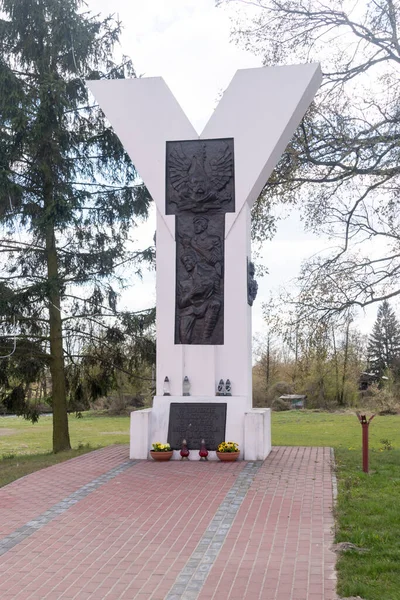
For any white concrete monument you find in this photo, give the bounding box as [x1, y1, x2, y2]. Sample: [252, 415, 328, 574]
[88, 64, 321, 460]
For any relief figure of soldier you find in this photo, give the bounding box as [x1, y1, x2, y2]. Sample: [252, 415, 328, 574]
[176, 215, 223, 344]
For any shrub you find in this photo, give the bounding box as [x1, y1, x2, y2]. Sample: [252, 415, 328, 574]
[271, 397, 291, 411]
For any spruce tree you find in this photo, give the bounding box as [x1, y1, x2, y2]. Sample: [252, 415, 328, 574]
[367, 301, 400, 378]
[0, 0, 152, 452]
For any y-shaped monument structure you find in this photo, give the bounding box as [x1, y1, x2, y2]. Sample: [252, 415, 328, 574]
[88, 64, 321, 460]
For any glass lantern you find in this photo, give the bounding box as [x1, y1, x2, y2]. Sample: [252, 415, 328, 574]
[183, 376, 191, 396]
[163, 376, 171, 396]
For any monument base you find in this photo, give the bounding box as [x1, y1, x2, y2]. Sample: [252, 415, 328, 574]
[130, 396, 271, 461]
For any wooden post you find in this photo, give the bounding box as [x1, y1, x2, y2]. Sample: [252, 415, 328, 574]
[356, 413, 375, 473]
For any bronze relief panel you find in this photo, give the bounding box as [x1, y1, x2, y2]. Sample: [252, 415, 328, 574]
[166, 138, 235, 345]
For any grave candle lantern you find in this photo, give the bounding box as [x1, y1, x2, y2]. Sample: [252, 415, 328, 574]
[183, 376, 191, 396]
[163, 377, 171, 396]
[180, 439, 190, 460]
[199, 439, 209, 460]
[163, 376, 171, 396]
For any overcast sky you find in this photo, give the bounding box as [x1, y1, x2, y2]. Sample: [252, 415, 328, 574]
[86, 0, 375, 337]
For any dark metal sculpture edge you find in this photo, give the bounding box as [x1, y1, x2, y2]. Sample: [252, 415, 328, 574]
[247, 258, 258, 306]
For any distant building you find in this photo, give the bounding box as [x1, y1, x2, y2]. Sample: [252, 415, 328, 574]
[359, 372, 388, 391]
[279, 394, 307, 409]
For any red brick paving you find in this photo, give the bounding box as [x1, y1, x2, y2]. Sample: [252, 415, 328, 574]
[198, 446, 336, 600]
[0, 446, 337, 599]
[0, 445, 128, 538]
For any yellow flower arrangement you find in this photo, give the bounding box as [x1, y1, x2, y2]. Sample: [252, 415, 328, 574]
[217, 441, 239, 453]
[151, 442, 172, 452]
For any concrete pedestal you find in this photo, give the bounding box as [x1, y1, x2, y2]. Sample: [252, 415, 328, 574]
[130, 399, 271, 461]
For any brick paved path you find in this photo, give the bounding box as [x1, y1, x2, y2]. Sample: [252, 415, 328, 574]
[0, 446, 337, 599]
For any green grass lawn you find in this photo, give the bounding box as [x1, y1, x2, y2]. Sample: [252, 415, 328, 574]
[272, 409, 400, 449]
[0, 412, 130, 487]
[0, 412, 130, 456]
[273, 410, 400, 600]
[1, 409, 399, 599]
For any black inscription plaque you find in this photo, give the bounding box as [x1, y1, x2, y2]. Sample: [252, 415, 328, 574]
[167, 402, 227, 450]
[166, 138, 235, 345]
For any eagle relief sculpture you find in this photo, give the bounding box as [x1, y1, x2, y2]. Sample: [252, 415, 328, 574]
[166, 139, 235, 215]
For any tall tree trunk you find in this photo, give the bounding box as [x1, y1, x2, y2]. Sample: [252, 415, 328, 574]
[46, 224, 71, 452]
[332, 327, 341, 404]
[293, 325, 299, 383]
[340, 321, 350, 406]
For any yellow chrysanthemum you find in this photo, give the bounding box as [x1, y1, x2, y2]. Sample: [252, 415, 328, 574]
[218, 441, 239, 453]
